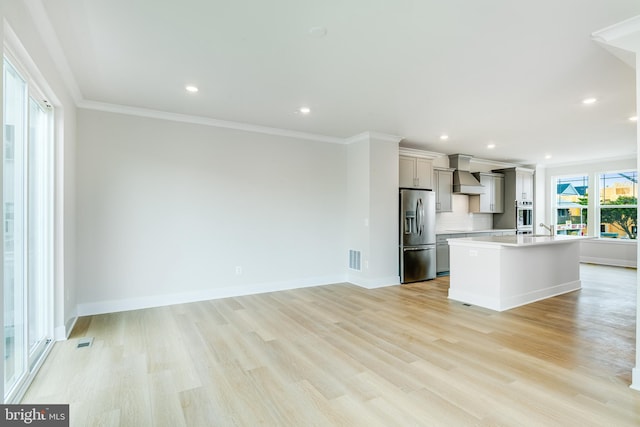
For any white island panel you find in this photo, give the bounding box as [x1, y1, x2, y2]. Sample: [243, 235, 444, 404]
[448, 235, 586, 311]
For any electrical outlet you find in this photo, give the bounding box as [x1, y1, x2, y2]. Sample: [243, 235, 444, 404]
[235, 266, 242, 275]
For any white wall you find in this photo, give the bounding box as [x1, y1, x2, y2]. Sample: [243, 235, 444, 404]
[76, 109, 348, 314]
[591, 15, 640, 392]
[367, 136, 400, 285]
[2, 2, 78, 338]
[345, 133, 400, 288]
[346, 139, 370, 285]
[580, 239, 637, 267]
[534, 165, 546, 229]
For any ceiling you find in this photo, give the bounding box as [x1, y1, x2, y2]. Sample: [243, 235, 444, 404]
[35, 0, 640, 166]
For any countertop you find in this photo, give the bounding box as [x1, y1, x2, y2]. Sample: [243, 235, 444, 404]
[436, 229, 516, 235]
[447, 234, 592, 247]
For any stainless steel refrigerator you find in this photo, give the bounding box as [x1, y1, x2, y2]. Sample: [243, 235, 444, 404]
[400, 189, 436, 283]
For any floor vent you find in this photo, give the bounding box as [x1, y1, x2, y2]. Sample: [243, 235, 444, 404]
[77, 337, 94, 349]
[349, 250, 361, 271]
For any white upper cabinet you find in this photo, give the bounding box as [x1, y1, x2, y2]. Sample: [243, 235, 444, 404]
[516, 169, 534, 201]
[399, 156, 433, 189]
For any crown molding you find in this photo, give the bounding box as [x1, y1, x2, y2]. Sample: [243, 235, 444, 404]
[398, 147, 446, 160]
[592, 15, 640, 66]
[24, 0, 83, 103]
[368, 131, 403, 144]
[592, 15, 640, 45]
[3, 20, 62, 107]
[470, 157, 521, 169]
[23, 0, 353, 145]
[78, 100, 346, 144]
[345, 131, 403, 145]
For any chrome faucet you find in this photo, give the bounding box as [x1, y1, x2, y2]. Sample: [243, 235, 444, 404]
[539, 223, 555, 236]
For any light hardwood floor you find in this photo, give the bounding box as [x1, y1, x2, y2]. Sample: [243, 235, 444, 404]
[24, 264, 640, 426]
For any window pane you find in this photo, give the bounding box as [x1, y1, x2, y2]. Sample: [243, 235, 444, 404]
[600, 207, 637, 239]
[556, 175, 588, 236]
[3, 60, 27, 397]
[3, 58, 54, 403]
[28, 98, 49, 361]
[600, 171, 637, 205]
[599, 171, 637, 239]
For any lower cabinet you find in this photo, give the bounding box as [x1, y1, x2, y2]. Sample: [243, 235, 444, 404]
[436, 231, 513, 274]
[436, 235, 452, 274]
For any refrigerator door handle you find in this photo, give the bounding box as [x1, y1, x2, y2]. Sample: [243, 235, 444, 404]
[417, 198, 424, 236]
[403, 247, 433, 251]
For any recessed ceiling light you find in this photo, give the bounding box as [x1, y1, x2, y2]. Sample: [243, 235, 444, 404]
[185, 85, 199, 93]
[487, 143, 496, 149]
[308, 26, 327, 38]
[582, 97, 597, 105]
[545, 154, 552, 160]
[630, 116, 638, 122]
[440, 134, 449, 141]
[299, 107, 311, 114]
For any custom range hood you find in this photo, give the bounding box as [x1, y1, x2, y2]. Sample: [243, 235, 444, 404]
[448, 154, 485, 195]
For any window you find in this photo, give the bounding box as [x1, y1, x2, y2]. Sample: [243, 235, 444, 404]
[599, 171, 637, 239]
[3, 56, 54, 403]
[553, 170, 638, 240]
[555, 175, 588, 236]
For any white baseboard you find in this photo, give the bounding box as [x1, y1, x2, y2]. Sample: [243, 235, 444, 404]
[54, 307, 79, 341]
[631, 368, 640, 392]
[54, 326, 67, 341]
[449, 280, 581, 312]
[55, 316, 77, 341]
[500, 280, 581, 311]
[76, 274, 348, 316]
[580, 256, 637, 268]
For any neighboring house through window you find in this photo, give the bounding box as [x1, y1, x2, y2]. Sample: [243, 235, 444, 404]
[555, 175, 588, 236]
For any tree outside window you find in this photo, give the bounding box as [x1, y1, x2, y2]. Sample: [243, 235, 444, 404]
[599, 171, 637, 239]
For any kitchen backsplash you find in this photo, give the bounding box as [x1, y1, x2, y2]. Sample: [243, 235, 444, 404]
[436, 194, 493, 232]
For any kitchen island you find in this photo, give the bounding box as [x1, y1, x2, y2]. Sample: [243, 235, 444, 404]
[447, 234, 591, 311]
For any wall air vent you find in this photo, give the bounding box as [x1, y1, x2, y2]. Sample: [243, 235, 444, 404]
[349, 250, 361, 271]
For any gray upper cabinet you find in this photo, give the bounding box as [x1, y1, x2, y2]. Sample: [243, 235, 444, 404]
[469, 172, 504, 213]
[399, 156, 433, 189]
[433, 167, 454, 212]
[494, 167, 534, 204]
[492, 167, 534, 230]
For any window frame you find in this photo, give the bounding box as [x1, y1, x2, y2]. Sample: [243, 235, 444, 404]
[596, 170, 637, 240]
[2, 51, 55, 403]
[551, 170, 638, 241]
[553, 173, 590, 236]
